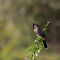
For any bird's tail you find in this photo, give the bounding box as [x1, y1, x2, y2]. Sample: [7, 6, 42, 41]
[43, 40, 47, 48]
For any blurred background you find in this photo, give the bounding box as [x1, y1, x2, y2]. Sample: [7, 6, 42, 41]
[0, 0, 60, 60]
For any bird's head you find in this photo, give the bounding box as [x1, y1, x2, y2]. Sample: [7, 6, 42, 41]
[33, 23, 39, 34]
[33, 23, 39, 29]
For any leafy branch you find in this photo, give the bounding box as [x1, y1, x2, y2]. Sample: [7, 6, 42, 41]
[25, 21, 51, 60]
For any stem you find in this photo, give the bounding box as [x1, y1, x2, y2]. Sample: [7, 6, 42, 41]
[30, 54, 33, 60]
[30, 53, 34, 60]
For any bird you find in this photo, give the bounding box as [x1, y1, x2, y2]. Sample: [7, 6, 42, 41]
[33, 23, 47, 48]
